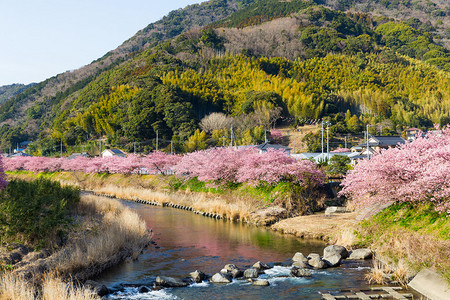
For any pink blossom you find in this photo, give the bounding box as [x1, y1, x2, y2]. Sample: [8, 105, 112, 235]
[340, 126, 450, 214]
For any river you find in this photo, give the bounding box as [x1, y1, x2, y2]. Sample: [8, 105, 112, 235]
[96, 200, 374, 299]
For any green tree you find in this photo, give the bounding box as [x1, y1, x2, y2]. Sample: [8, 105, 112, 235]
[346, 115, 362, 133]
[184, 129, 208, 152]
[327, 155, 351, 175]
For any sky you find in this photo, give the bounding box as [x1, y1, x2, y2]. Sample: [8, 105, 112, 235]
[0, 0, 204, 86]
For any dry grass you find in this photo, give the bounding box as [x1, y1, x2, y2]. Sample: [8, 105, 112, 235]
[271, 211, 360, 240]
[334, 228, 357, 248]
[0, 273, 35, 300]
[365, 259, 388, 285]
[1, 194, 151, 299]
[51, 195, 151, 277]
[0, 273, 100, 300]
[95, 184, 260, 221]
[365, 258, 410, 286]
[368, 229, 450, 283]
[41, 275, 99, 300]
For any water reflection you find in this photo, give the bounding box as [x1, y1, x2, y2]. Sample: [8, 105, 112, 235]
[97, 200, 376, 299]
[98, 200, 324, 285]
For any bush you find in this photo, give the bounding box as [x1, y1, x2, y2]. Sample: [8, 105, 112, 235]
[0, 179, 80, 247]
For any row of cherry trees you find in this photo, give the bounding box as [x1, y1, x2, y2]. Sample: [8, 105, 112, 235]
[340, 126, 450, 214]
[3, 148, 324, 187]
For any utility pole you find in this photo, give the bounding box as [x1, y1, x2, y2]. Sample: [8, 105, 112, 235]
[264, 129, 268, 143]
[344, 136, 347, 149]
[100, 141, 102, 157]
[321, 119, 324, 156]
[326, 122, 329, 160]
[156, 130, 159, 151]
[230, 125, 234, 147]
[60, 139, 63, 158]
[134, 142, 136, 154]
[366, 124, 370, 159]
[171, 140, 173, 154]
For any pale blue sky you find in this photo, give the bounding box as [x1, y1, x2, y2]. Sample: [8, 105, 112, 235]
[0, 0, 204, 86]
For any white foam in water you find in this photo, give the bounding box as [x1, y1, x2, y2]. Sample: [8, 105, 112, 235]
[188, 281, 209, 288]
[106, 287, 179, 300]
[263, 265, 291, 277]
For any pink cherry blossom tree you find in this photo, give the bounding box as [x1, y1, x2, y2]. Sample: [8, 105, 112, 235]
[340, 126, 450, 214]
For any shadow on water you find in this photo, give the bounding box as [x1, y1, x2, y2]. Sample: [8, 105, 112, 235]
[96, 200, 375, 299]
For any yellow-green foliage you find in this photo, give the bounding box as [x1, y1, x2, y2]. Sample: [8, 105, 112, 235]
[63, 85, 139, 136]
[162, 53, 450, 124]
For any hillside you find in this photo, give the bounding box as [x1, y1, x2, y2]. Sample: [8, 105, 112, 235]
[0, 83, 35, 105]
[0, 0, 449, 155]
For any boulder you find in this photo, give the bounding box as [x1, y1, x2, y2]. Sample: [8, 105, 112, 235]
[323, 245, 349, 259]
[323, 254, 342, 267]
[138, 286, 150, 293]
[189, 270, 206, 283]
[292, 252, 308, 263]
[292, 261, 309, 269]
[252, 261, 270, 270]
[348, 248, 373, 260]
[210, 273, 232, 284]
[307, 253, 320, 260]
[224, 264, 239, 272]
[308, 257, 327, 269]
[156, 276, 189, 288]
[84, 280, 110, 297]
[230, 268, 244, 279]
[243, 268, 259, 279]
[290, 267, 312, 277]
[252, 279, 270, 286]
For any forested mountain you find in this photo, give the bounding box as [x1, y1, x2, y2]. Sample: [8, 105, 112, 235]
[1, 0, 449, 155]
[0, 83, 35, 105]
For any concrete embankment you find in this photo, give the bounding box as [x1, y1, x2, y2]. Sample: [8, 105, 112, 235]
[408, 269, 450, 300]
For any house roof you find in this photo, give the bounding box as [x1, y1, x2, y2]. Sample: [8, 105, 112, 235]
[9, 152, 32, 157]
[103, 149, 125, 154]
[256, 142, 292, 151]
[369, 136, 405, 146]
[19, 141, 32, 146]
[67, 152, 89, 159]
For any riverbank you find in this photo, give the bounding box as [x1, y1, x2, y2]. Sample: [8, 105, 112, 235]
[0, 185, 151, 300]
[6, 171, 449, 292]
[7, 170, 327, 225]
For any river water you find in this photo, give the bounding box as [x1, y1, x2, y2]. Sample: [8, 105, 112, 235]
[97, 200, 374, 299]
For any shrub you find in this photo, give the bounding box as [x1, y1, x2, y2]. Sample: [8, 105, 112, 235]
[0, 179, 80, 247]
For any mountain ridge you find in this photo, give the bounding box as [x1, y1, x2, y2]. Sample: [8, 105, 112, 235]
[0, 0, 449, 154]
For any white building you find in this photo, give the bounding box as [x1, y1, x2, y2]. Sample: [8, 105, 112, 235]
[101, 149, 127, 158]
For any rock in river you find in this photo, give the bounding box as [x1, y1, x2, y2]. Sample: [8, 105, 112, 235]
[308, 256, 327, 269]
[84, 280, 110, 297]
[253, 261, 270, 270]
[243, 268, 259, 278]
[323, 253, 342, 267]
[290, 267, 312, 277]
[156, 276, 189, 287]
[210, 273, 232, 284]
[252, 279, 270, 286]
[189, 270, 206, 283]
[349, 248, 373, 260]
[292, 252, 309, 263]
[224, 264, 239, 272]
[292, 260, 309, 268]
[323, 245, 349, 259]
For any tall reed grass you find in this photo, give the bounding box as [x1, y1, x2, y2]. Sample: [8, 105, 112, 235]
[0, 273, 100, 300]
[1, 194, 150, 299]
